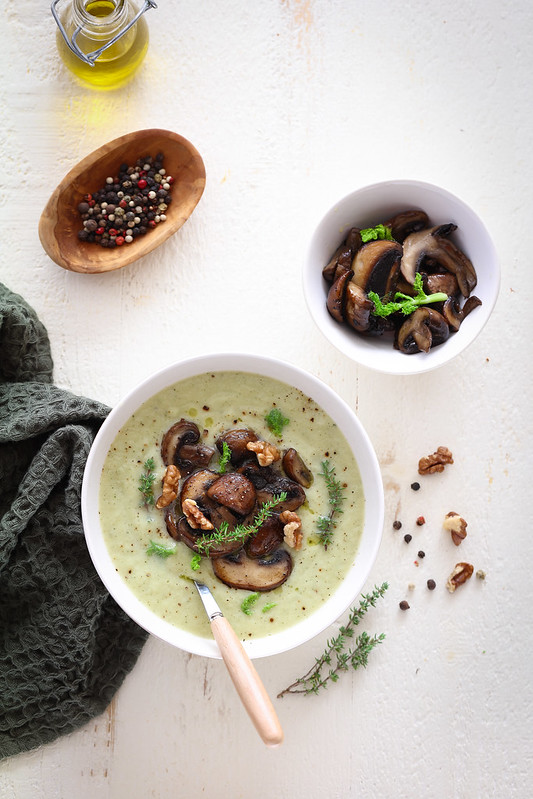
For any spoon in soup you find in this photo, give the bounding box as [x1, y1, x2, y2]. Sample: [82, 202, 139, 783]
[193, 580, 283, 747]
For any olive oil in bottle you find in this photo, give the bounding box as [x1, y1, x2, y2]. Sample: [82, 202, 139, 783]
[54, 0, 155, 90]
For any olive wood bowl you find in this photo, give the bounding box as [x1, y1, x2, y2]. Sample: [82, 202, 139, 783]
[39, 129, 206, 274]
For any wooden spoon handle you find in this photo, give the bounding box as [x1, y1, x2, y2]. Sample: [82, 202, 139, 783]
[210, 615, 283, 747]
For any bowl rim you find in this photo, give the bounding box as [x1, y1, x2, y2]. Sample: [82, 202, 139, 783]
[81, 353, 384, 659]
[303, 178, 501, 376]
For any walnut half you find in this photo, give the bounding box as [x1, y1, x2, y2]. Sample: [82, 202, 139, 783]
[182, 498, 214, 530]
[155, 465, 181, 509]
[446, 562, 474, 593]
[443, 511, 468, 546]
[418, 446, 454, 475]
[246, 439, 281, 467]
[279, 510, 303, 550]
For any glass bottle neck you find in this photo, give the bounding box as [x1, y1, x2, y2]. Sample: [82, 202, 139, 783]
[71, 0, 131, 40]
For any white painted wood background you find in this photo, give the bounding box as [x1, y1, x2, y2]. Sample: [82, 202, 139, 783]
[1, 1, 532, 796]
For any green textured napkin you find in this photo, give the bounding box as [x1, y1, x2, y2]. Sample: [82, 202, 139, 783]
[0, 283, 148, 760]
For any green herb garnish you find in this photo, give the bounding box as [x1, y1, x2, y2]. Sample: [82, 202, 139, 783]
[277, 583, 388, 697]
[241, 592, 260, 615]
[139, 457, 156, 508]
[262, 602, 277, 613]
[196, 492, 287, 556]
[368, 272, 448, 318]
[218, 440, 232, 474]
[265, 408, 290, 438]
[360, 224, 394, 243]
[146, 540, 176, 558]
[190, 553, 202, 571]
[316, 460, 345, 548]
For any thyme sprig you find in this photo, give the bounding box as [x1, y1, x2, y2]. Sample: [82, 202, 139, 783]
[139, 457, 157, 508]
[316, 460, 345, 548]
[277, 582, 388, 697]
[196, 492, 288, 556]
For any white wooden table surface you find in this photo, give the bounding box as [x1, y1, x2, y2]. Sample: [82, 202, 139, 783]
[1, 1, 532, 797]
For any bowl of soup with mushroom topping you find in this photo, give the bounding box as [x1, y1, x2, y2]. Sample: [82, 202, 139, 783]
[303, 179, 500, 375]
[81, 353, 383, 659]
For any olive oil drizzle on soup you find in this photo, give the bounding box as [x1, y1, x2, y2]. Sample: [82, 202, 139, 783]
[99, 372, 365, 640]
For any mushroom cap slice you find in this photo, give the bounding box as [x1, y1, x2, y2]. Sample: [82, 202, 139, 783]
[164, 506, 181, 541]
[180, 468, 218, 504]
[237, 460, 276, 489]
[462, 295, 483, 317]
[442, 294, 483, 332]
[351, 239, 402, 296]
[282, 448, 313, 488]
[180, 468, 238, 528]
[161, 419, 200, 466]
[176, 443, 216, 475]
[401, 224, 477, 297]
[384, 210, 430, 243]
[442, 296, 464, 332]
[161, 419, 214, 475]
[206, 472, 257, 516]
[237, 461, 306, 511]
[423, 272, 460, 297]
[322, 246, 351, 284]
[256, 476, 306, 512]
[326, 269, 353, 323]
[212, 548, 293, 591]
[216, 429, 259, 466]
[344, 282, 374, 332]
[322, 227, 363, 282]
[245, 515, 285, 558]
[397, 308, 450, 354]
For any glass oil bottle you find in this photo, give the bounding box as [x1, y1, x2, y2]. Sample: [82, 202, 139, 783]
[52, 0, 157, 90]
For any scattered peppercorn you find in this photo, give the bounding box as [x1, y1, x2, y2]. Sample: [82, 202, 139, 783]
[427, 579, 436, 590]
[404, 534, 412, 543]
[411, 481, 420, 491]
[416, 516, 425, 526]
[399, 600, 410, 610]
[77, 154, 173, 247]
[393, 520, 402, 530]
[417, 550, 425, 559]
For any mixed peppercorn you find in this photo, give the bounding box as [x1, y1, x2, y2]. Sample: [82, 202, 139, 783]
[77, 154, 173, 247]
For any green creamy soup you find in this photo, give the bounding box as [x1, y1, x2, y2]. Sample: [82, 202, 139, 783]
[99, 372, 365, 640]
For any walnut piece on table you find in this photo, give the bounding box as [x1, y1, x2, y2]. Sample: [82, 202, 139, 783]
[443, 511, 468, 545]
[446, 562, 474, 592]
[418, 446, 454, 475]
[155, 464, 181, 509]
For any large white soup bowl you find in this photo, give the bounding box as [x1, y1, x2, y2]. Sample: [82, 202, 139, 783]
[81, 353, 384, 659]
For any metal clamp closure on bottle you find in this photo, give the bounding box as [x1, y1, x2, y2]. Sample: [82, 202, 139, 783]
[51, 0, 157, 67]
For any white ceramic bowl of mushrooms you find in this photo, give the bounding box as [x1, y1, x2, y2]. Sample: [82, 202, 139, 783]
[303, 179, 500, 375]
